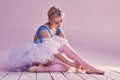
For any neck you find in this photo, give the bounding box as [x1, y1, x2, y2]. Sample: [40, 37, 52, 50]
[46, 22, 55, 30]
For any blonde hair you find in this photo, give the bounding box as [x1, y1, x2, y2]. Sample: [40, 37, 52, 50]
[47, 6, 64, 19]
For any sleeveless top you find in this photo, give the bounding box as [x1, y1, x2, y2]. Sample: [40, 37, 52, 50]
[34, 25, 61, 44]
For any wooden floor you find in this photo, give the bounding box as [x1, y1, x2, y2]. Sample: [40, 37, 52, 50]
[0, 66, 120, 80]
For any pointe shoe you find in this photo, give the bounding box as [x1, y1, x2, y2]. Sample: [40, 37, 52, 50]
[28, 66, 38, 72]
[28, 65, 47, 72]
[86, 67, 105, 75]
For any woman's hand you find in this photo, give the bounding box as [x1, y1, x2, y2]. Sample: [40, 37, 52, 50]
[54, 53, 76, 67]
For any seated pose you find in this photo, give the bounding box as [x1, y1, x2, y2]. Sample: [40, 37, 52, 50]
[0, 35, 76, 72]
[0, 6, 104, 74]
[28, 6, 104, 75]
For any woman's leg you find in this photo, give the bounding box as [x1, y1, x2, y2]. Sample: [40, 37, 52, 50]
[58, 44, 104, 74]
[58, 44, 91, 68]
[28, 64, 69, 72]
[28, 59, 70, 72]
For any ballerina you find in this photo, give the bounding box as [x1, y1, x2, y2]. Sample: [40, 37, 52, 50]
[28, 6, 104, 75]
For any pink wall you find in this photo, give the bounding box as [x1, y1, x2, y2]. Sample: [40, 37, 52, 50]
[0, 0, 120, 66]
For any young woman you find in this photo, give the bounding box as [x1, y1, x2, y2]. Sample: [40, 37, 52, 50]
[28, 6, 104, 75]
[0, 6, 76, 72]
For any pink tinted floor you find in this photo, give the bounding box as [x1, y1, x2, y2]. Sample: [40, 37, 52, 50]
[0, 66, 120, 80]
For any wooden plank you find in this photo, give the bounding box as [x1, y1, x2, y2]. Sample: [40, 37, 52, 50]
[76, 73, 99, 80]
[62, 72, 83, 80]
[98, 66, 120, 80]
[0, 66, 120, 80]
[19, 71, 36, 80]
[37, 72, 52, 80]
[102, 67, 120, 74]
[0, 70, 9, 80]
[50, 72, 68, 80]
[104, 67, 120, 77]
[90, 74, 113, 80]
[1, 72, 22, 80]
[106, 67, 120, 73]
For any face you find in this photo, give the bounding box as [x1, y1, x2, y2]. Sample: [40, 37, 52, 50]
[49, 16, 63, 28]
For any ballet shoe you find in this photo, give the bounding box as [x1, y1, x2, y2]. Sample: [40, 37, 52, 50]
[85, 67, 105, 75]
[28, 66, 38, 72]
[28, 65, 47, 72]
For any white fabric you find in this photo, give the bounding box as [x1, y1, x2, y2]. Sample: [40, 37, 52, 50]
[0, 36, 68, 70]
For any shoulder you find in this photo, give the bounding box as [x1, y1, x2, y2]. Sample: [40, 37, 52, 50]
[37, 25, 48, 31]
[36, 25, 48, 34]
[56, 28, 65, 38]
[56, 28, 61, 36]
[36, 25, 50, 38]
[59, 30, 65, 38]
[40, 30, 49, 38]
[39, 25, 50, 38]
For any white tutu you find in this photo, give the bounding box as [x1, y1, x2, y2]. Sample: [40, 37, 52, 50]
[0, 36, 68, 71]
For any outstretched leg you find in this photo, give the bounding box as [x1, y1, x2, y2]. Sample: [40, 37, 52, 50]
[58, 44, 90, 68]
[58, 44, 104, 74]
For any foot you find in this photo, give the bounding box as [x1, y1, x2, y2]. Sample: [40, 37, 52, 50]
[75, 66, 85, 73]
[28, 66, 39, 72]
[85, 66, 105, 75]
[74, 62, 85, 72]
[28, 65, 46, 72]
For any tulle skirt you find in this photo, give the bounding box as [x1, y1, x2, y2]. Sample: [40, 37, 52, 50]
[0, 36, 68, 71]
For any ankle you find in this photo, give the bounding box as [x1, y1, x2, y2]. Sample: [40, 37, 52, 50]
[84, 65, 94, 70]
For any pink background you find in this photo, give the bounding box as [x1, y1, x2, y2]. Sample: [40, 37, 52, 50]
[0, 0, 120, 66]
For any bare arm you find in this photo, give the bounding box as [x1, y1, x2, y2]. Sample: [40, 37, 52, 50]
[40, 30, 50, 38]
[34, 30, 50, 42]
[59, 31, 66, 38]
[34, 35, 38, 42]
